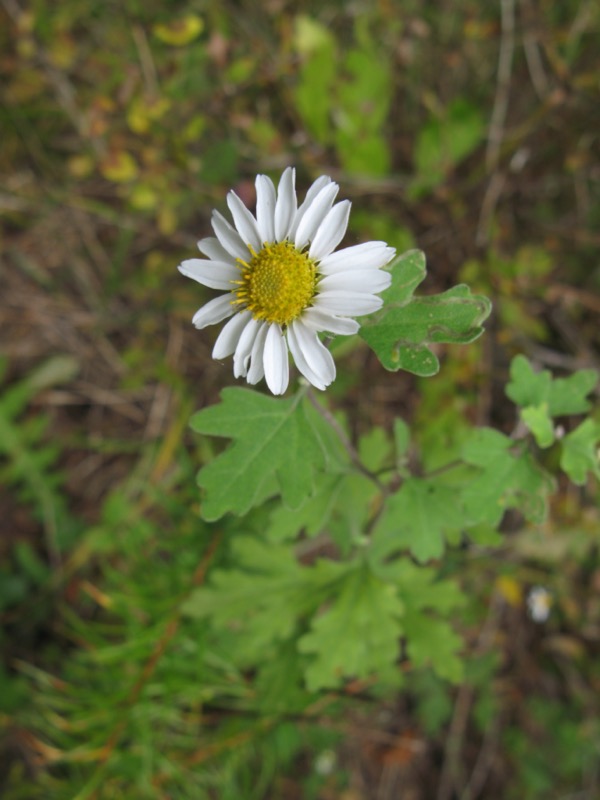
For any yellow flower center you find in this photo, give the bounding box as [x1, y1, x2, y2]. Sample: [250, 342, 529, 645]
[233, 241, 317, 326]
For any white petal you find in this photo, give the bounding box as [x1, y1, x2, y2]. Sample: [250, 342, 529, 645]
[211, 210, 251, 262]
[288, 320, 335, 389]
[233, 317, 260, 378]
[308, 200, 351, 261]
[294, 183, 339, 250]
[212, 310, 251, 359]
[178, 258, 240, 290]
[319, 242, 396, 274]
[315, 290, 383, 316]
[246, 321, 269, 384]
[287, 323, 327, 391]
[263, 324, 289, 395]
[226, 191, 262, 251]
[289, 175, 333, 238]
[318, 269, 391, 294]
[197, 236, 236, 264]
[274, 167, 297, 241]
[255, 175, 276, 243]
[192, 294, 235, 329]
[301, 307, 360, 336]
[304, 175, 333, 206]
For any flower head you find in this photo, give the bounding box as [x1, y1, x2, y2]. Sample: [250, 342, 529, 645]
[527, 586, 552, 623]
[179, 167, 395, 395]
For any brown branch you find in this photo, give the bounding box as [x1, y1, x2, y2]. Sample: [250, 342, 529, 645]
[476, 0, 516, 246]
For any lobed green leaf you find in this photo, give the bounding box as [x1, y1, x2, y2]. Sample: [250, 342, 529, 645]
[461, 429, 555, 526]
[360, 250, 491, 376]
[371, 560, 465, 682]
[190, 388, 325, 520]
[298, 560, 403, 691]
[560, 418, 600, 485]
[521, 403, 555, 448]
[371, 478, 464, 563]
[409, 99, 486, 199]
[506, 355, 598, 417]
[267, 473, 343, 542]
[182, 536, 347, 663]
[403, 611, 464, 683]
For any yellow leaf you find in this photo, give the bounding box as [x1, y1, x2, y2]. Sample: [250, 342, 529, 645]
[100, 151, 139, 183]
[68, 154, 95, 179]
[130, 184, 159, 211]
[16, 38, 36, 59]
[293, 15, 333, 55]
[153, 15, 204, 46]
[16, 10, 35, 33]
[157, 205, 177, 235]
[127, 96, 170, 134]
[544, 635, 584, 660]
[127, 104, 149, 134]
[495, 575, 522, 607]
[182, 114, 207, 142]
[48, 35, 77, 69]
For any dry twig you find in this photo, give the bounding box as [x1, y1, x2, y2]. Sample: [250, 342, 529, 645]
[476, 0, 516, 246]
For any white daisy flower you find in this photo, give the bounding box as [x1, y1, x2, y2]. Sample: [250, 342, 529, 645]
[179, 167, 395, 395]
[527, 585, 552, 623]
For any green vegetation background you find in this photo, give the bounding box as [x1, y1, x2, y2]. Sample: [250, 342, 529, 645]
[1, 0, 599, 797]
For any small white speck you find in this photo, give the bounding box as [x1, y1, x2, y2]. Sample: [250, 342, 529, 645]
[314, 749, 336, 776]
[527, 586, 552, 623]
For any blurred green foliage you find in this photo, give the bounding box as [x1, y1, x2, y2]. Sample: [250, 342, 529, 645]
[1, 0, 599, 797]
